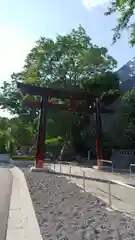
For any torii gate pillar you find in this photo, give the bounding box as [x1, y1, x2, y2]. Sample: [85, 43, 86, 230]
[36, 96, 48, 168]
[95, 99, 103, 170]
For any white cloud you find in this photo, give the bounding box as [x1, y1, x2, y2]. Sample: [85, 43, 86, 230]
[0, 24, 34, 81]
[82, 0, 108, 9]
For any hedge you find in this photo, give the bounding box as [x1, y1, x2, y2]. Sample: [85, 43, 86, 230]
[12, 156, 35, 161]
[46, 136, 63, 145]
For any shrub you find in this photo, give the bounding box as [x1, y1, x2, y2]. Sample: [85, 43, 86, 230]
[12, 156, 34, 160]
[46, 136, 63, 145]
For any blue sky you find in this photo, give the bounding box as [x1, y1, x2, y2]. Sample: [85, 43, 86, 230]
[0, 0, 135, 117]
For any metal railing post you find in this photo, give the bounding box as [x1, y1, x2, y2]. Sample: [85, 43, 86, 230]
[112, 163, 114, 173]
[108, 181, 112, 208]
[88, 150, 91, 161]
[129, 164, 135, 178]
[130, 164, 132, 178]
[82, 171, 85, 190]
[100, 160, 113, 172]
[60, 162, 62, 175]
[69, 164, 71, 180]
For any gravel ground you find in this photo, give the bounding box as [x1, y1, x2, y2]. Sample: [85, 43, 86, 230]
[23, 169, 135, 240]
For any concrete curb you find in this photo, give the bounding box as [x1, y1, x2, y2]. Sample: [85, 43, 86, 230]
[11, 160, 35, 165]
[6, 167, 43, 240]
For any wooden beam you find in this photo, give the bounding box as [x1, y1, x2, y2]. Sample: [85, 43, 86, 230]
[23, 100, 115, 114]
[17, 82, 96, 100]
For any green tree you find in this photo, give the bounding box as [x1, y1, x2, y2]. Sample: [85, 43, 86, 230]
[105, 0, 135, 46]
[0, 117, 36, 153]
[0, 117, 12, 153]
[0, 26, 119, 154]
[9, 117, 36, 148]
[23, 26, 117, 89]
[110, 97, 135, 148]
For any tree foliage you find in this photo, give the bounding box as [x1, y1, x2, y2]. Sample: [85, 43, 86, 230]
[0, 26, 119, 153]
[0, 116, 36, 152]
[110, 97, 135, 148]
[105, 0, 135, 46]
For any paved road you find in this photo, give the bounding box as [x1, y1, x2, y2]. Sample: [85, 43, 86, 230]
[0, 166, 13, 240]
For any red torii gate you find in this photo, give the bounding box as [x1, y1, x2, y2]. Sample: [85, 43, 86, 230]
[17, 82, 114, 170]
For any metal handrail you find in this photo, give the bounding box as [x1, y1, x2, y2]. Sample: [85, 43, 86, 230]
[100, 159, 113, 172]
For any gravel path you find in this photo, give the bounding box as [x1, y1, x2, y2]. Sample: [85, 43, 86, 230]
[23, 169, 135, 240]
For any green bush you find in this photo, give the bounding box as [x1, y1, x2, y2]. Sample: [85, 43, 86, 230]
[46, 136, 63, 145]
[12, 156, 34, 160]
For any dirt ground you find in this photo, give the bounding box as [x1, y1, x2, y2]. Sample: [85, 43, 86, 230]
[23, 169, 135, 240]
